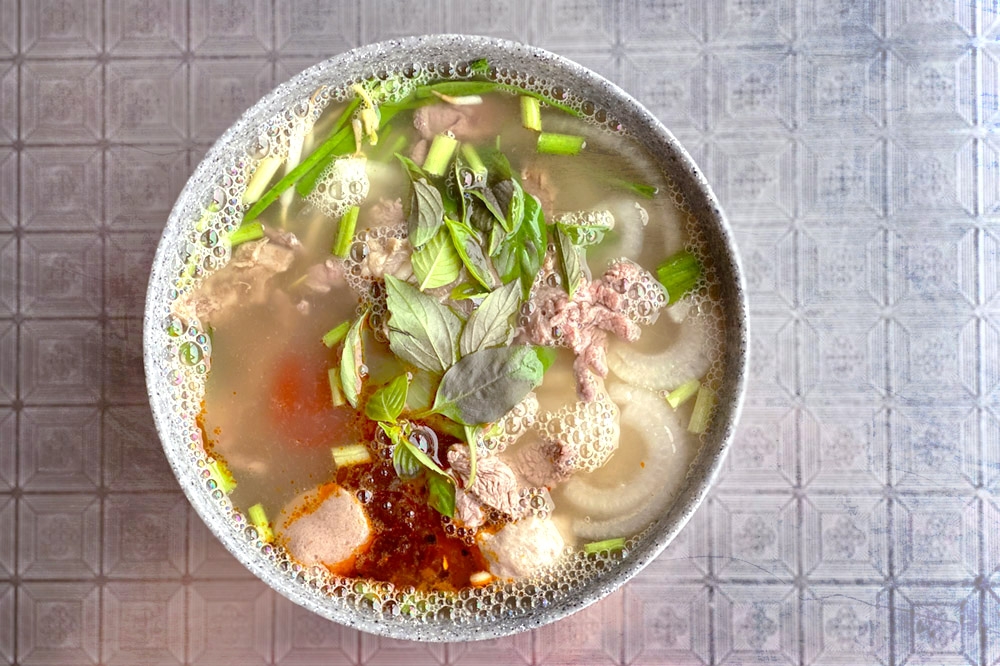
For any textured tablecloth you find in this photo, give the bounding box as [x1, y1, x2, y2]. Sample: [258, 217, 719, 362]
[1, 0, 998, 664]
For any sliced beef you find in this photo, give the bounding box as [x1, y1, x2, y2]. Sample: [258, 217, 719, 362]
[175, 237, 295, 326]
[413, 102, 500, 143]
[520, 160, 558, 213]
[447, 445, 523, 529]
[519, 259, 666, 401]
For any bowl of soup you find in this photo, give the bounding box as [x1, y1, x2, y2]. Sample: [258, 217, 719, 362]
[144, 34, 747, 641]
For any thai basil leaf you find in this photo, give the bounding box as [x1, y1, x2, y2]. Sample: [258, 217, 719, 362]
[487, 222, 505, 257]
[339, 311, 367, 408]
[365, 373, 409, 423]
[404, 370, 438, 413]
[445, 218, 496, 290]
[555, 209, 614, 247]
[480, 146, 513, 181]
[384, 424, 422, 479]
[450, 282, 490, 301]
[407, 179, 445, 248]
[553, 224, 583, 299]
[384, 275, 463, 373]
[459, 280, 521, 356]
[411, 227, 462, 290]
[492, 178, 525, 235]
[431, 346, 545, 425]
[426, 471, 456, 518]
[534, 346, 559, 373]
[467, 187, 505, 229]
[395, 153, 431, 182]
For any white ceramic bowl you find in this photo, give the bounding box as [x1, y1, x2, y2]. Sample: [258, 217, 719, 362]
[144, 34, 748, 641]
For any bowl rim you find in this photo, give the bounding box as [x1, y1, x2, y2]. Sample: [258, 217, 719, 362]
[144, 33, 748, 642]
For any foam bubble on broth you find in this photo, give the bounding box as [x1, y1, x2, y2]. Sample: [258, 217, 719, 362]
[155, 59, 728, 625]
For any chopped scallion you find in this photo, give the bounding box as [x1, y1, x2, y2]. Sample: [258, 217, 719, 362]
[688, 385, 716, 435]
[609, 178, 658, 199]
[229, 221, 264, 248]
[537, 132, 586, 155]
[242, 97, 361, 224]
[247, 503, 274, 543]
[656, 250, 702, 305]
[423, 133, 459, 177]
[332, 443, 373, 467]
[322, 320, 352, 348]
[521, 96, 542, 131]
[459, 143, 487, 179]
[583, 537, 626, 554]
[207, 459, 236, 495]
[666, 378, 701, 409]
[332, 206, 360, 258]
[328, 367, 346, 407]
[242, 155, 283, 205]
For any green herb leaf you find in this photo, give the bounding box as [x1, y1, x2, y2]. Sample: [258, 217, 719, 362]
[408, 179, 445, 248]
[492, 178, 525, 235]
[487, 222, 505, 257]
[553, 224, 583, 299]
[395, 153, 431, 182]
[555, 210, 614, 247]
[431, 346, 545, 425]
[511, 192, 548, 296]
[384, 275, 463, 374]
[404, 370, 438, 413]
[339, 311, 367, 408]
[445, 218, 496, 290]
[466, 187, 505, 229]
[534, 346, 559, 372]
[450, 282, 490, 301]
[388, 426, 422, 479]
[459, 280, 521, 356]
[365, 373, 410, 423]
[412, 227, 462, 290]
[426, 472, 456, 518]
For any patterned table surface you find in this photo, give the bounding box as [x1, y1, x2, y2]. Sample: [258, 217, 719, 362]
[1, 0, 999, 664]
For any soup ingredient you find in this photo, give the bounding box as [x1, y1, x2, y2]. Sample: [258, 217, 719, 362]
[281, 484, 372, 572]
[478, 515, 565, 579]
[656, 250, 702, 305]
[247, 503, 274, 543]
[666, 377, 701, 409]
[520, 258, 667, 401]
[536, 132, 586, 155]
[521, 96, 542, 132]
[332, 205, 360, 258]
[565, 383, 687, 541]
[448, 445, 522, 529]
[606, 308, 713, 391]
[230, 221, 264, 247]
[583, 537, 626, 554]
[207, 458, 236, 494]
[331, 444, 373, 467]
[536, 391, 620, 480]
[688, 384, 716, 435]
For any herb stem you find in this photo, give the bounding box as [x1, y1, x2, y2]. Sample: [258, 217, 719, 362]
[423, 133, 459, 177]
[688, 384, 716, 435]
[665, 378, 701, 409]
[583, 537, 626, 554]
[332, 443, 373, 467]
[537, 132, 586, 155]
[332, 205, 360, 258]
[242, 155, 283, 205]
[229, 221, 264, 248]
[207, 459, 236, 495]
[247, 503, 274, 542]
[321, 320, 352, 348]
[328, 367, 346, 407]
[460, 143, 487, 178]
[656, 250, 702, 304]
[242, 97, 361, 224]
[520, 96, 542, 131]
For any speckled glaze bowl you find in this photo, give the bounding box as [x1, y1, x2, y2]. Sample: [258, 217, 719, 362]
[144, 34, 748, 642]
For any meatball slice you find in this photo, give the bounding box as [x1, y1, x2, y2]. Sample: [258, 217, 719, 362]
[279, 483, 372, 574]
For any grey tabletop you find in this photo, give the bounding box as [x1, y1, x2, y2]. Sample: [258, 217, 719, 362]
[1, 0, 999, 664]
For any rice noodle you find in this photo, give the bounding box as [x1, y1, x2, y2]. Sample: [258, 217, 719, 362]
[606, 309, 712, 391]
[561, 384, 685, 540]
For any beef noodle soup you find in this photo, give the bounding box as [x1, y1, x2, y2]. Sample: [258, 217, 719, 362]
[163, 59, 726, 611]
